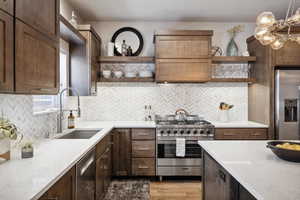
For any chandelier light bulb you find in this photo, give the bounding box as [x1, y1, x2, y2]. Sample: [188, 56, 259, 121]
[270, 36, 286, 50]
[259, 33, 276, 46]
[254, 27, 270, 40]
[256, 12, 276, 27]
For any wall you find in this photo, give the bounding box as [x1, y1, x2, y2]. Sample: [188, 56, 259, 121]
[67, 21, 254, 121]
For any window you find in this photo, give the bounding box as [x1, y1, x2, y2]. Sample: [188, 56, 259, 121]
[32, 39, 69, 114]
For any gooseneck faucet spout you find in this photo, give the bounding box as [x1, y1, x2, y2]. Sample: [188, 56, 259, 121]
[57, 87, 81, 133]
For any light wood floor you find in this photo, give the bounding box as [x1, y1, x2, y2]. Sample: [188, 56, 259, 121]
[150, 181, 202, 200]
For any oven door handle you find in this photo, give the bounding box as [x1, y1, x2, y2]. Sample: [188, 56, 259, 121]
[158, 140, 199, 144]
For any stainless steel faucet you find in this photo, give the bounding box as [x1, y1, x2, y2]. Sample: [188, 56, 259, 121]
[57, 87, 81, 133]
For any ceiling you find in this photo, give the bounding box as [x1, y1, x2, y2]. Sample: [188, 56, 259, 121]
[67, 0, 292, 22]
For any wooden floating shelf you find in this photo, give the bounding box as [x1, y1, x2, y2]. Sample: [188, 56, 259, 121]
[99, 56, 155, 63]
[100, 77, 155, 82]
[212, 56, 256, 63]
[59, 15, 86, 45]
[210, 78, 256, 83]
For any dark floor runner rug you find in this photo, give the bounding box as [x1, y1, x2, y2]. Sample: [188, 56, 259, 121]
[104, 179, 150, 200]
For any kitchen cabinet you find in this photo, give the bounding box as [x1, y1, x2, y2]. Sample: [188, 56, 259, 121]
[203, 152, 232, 200]
[0, 10, 13, 92]
[112, 129, 132, 176]
[154, 30, 213, 83]
[39, 167, 76, 200]
[131, 128, 156, 176]
[69, 25, 101, 96]
[0, 0, 13, 16]
[203, 151, 256, 200]
[273, 41, 300, 66]
[15, 20, 59, 94]
[156, 59, 211, 83]
[215, 128, 268, 140]
[16, 0, 59, 40]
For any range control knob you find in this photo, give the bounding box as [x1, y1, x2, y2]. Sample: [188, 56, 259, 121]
[174, 130, 178, 134]
[186, 130, 191, 134]
[206, 130, 211, 135]
[167, 130, 171, 134]
[200, 130, 204, 134]
[160, 130, 164, 134]
[193, 130, 198, 134]
[180, 130, 185, 134]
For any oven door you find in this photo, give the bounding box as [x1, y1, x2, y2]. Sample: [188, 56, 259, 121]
[157, 139, 202, 176]
[157, 140, 202, 159]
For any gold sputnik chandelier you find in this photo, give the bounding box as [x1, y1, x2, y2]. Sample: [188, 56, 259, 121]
[254, 0, 300, 50]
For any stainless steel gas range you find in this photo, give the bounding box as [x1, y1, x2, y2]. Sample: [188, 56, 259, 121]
[155, 111, 214, 177]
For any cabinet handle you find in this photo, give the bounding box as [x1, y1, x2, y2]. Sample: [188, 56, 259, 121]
[224, 133, 235, 136]
[137, 133, 149, 136]
[137, 148, 150, 151]
[138, 165, 149, 169]
[251, 133, 261, 136]
[31, 88, 53, 92]
[182, 167, 191, 171]
[218, 169, 226, 182]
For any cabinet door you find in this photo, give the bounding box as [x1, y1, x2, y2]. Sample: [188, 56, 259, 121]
[203, 153, 231, 200]
[112, 129, 132, 176]
[274, 41, 300, 66]
[0, 0, 13, 15]
[156, 59, 211, 83]
[91, 33, 100, 63]
[15, 20, 59, 94]
[16, 0, 59, 39]
[96, 156, 105, 200]
[156, 36, 211, 59]
[0, 10, 13, 92]
[39, 167, 76, 200]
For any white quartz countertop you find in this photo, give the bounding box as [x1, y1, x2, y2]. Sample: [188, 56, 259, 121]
[0, 120, 155, 200]
[212, 121, 268, 128]
[198, 141, 300, 200]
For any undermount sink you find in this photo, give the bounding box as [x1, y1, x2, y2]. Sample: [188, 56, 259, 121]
[58, 129, 102, 139]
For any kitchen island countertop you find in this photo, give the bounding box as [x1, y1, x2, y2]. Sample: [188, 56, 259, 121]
[198, 141, 300, 200]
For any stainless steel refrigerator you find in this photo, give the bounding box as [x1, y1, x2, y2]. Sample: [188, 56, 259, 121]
[275, 68, 300, 140]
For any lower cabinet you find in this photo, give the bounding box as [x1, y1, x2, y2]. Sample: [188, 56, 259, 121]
[39, 167, 76, 200]
[215, 128, 268, 140]
[112, 129, 132, 176]
[203, 152, 256, 200]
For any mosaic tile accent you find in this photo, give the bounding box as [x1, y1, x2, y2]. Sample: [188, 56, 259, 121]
[0, 95, 59, 139]
[67, 82, 248, 122]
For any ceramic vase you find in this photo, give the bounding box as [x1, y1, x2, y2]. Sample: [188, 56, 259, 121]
[219, 110, 230, 122]
[0, 138, 10, 161]
[226, 37, 239, 56]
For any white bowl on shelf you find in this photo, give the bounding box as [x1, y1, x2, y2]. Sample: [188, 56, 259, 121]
[125, 72, 137, 78]
[138, 70, 153, 78]
[113, 71, 123, 78]
[102, 70, 111, 79]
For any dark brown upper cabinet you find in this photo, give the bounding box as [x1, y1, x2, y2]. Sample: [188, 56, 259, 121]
[154, 30, 213, 83]
[0, 10, 14, 93]
[273, 41, 300, 66]
[0, 0, 14, 16]
[15, 20, 59, 94]
[16, 0, 59, 40]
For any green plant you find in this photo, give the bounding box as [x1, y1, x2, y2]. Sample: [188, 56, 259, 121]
[0, 117, 19, 140]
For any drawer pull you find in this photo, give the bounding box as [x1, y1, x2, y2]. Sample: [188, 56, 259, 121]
[223, 133, 235, 136]
[137, 133, 149, 136]
[137, 148, 150, 151]
[251, 133, 261, 136]
[138, 165, 149, 169]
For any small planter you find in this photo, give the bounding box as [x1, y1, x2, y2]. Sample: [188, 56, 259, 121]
[22, 146, 34, 159]
[219, 110, 230, 122]
[0, 138, 10, 161]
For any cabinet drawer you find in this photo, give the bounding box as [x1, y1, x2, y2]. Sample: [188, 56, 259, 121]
[132, 140, 155, 158]
[132, 129, 155, 140]
[215, 128, 268, 140]
[0, 0, 13, 15]
[156, 36, 211, 59]
[156, 59, 211, 83]
[96, 133, 111, 158]
[132, 158, 155, 176]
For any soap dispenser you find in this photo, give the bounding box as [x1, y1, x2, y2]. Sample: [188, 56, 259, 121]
[68, 111, 75, 129]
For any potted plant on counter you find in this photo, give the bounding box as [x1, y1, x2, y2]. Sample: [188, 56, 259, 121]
[219, 102, 234, 122]
[0, 116, 22, 162]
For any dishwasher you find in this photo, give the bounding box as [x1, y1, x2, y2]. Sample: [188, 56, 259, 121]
[76, 148, 96, 200]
